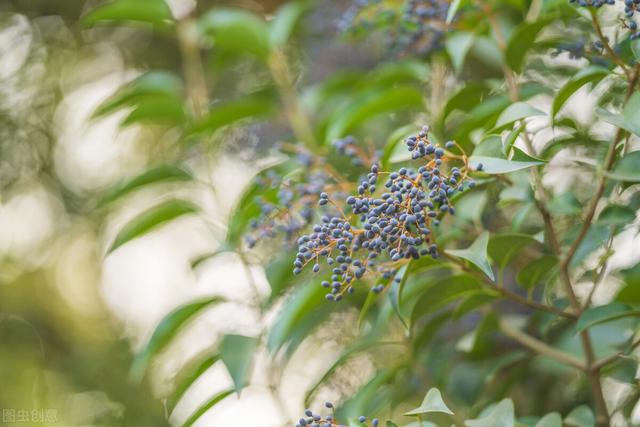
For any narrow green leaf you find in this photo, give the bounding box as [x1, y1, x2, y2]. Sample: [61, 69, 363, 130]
[220, 334, 259, 395]
[199, 9, 270, 60]
[82, 0, 174, 30]
[503, 124, 523, 156]
[108, 199, 199, 253]
[495, 102, 545, 130]
[564, 405, 595, 427]
[100, 165, 193, 205]
[596, 93, 640, 137]
[605, 151, 640, 182]
[168, 353, 220, 411]
[268, 0, 311, 47]
[446, 232, 495, 280]
[404, 388, 454, 416]
[446, 32, 475, 74]
[326, 85, 424, 142]
[469, 156, 543, 174]
[130, 297, 224, 383]
[505, 19, 551, 73]
[465, 399, 515, 427]
[575, 303, 640, 333]
[180, 388, 234, 427]
[552, 66, 608, 119]
[596, 204, 636, 225]
[388, 263, 411, 330]
[534, 413, 562, 427]
[188, 91, 276, 136]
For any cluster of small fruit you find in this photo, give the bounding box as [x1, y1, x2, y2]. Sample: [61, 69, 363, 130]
[293, 126, 478, 301]
[338, 0, 451, 56]
[569, 0, 640, 40]
[294, 402, 379, 427]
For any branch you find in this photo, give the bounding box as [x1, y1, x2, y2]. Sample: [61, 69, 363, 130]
[592, 337, 640, 371]
[499, 319, 586, 370]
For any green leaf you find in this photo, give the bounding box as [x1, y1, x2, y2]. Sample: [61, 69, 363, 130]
[469, 156, 543, 174]
[446, 232, 494, 280]
[506, 19, 551, 73]
[495, 102, 546, 130]
[108, 199, 199, 253]
[82, 0, 174, 30]
[516, 255, 558, 290]
[503, 124, 523, 156]
[268, 0, 311, 47]
[606, 150, 640, 182]
[168, 352, 220, 411]
[596, 204, 636, 225]
[617, 264, 640, 304]
[411, 275, 483, 325]
[575, 303, 640, 333]
[92, 71, 186, 126]
[404, 387, 454, 416]
[465, 399, 515, 427]
[552, 66, 608, 119]
[447, 0, 468, 24]
[199, 9, 270, 60]
[304, 340, 398, 406]
[180, 388, 234, 427]
[596, 92, 640, 137]
[188, 91, 276, 136]
[388, 263, 411, 330]
[220, 334, 259, 395]
[99, 165, 193, 205]
[130, 296, 224, 383]
[547, 192, 581, 215]
[446, 32, 475, 74]
[564, 405, 595, 427]
[488, 233, 539, 269]
[385, 422, 399, 427]
[326, 85, 424, 142]
[534, 413, 562, 427]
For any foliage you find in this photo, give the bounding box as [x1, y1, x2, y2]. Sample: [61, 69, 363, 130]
[23, 0, 640, 425]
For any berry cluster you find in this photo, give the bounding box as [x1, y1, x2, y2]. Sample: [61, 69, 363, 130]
[294, 126, 477, 301]
[569, 0, 640, 40]
[338, 0, 451, 57]
[294, 402, 379, 427]
[246, 166, 332, 248]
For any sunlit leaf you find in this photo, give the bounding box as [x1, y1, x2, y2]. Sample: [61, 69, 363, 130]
[552, 66, 608, 119]
[575, 302, 640, 333]
[564, 405, 595, 427]
[446, 32, 475, 74]
[605, 150, 640, 182]
[108, 199, 199, 253]
[82, 0, 174, 30]
[180, 388, 234, 427]
[495, 102, 546, 130]
[447, 0, 468, 24]
[487, 233, 539, 269]
[220, 334, 259, 394]
[596, 93, 640, 137]
[404, 387, 454, 416]
[199, 9, 269, 60]
[446, 232, 495, 280]
[469, 156, 543, 174]
[130, 296, 224, 383]
[506, 19, 551, 73]
[616, 264, 640, 304]
[534, 413, 562, 427]
[168, 352, 220, 411]
[99, 165, 193, 206]
[268, 0, 311, 47]
[596, 204, 636, 225]
[465, 399, 515, 427]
